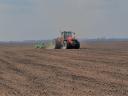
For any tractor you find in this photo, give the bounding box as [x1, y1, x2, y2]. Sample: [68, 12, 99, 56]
[55, 31, 80, 49]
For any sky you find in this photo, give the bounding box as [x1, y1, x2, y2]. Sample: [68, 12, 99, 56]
[0, 0, 128, 41]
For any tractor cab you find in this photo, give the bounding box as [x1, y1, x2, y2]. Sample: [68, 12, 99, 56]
[61, 31, 75, 40]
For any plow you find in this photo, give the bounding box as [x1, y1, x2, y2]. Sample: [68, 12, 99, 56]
[35, 31, 80, 49]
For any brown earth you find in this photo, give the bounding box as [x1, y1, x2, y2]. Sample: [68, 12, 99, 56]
[0, 41, 128, 96]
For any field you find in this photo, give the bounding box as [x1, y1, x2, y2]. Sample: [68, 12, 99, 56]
[0, 41, 128, 96]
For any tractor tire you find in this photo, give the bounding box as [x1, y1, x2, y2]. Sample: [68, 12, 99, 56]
[69, 40, 80, 49]
[55, 38, 62, 49]
[75, 44, 80, 49]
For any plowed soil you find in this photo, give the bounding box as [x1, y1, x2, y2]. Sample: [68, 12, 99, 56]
[0, 41, 128, 96]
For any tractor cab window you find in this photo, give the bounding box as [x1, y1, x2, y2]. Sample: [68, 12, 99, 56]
[67, 32, 72, 36]
[61, 31, 75, 40]
[65, 32, 72, 39]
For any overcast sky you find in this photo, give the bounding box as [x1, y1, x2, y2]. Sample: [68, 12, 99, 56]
[0, 0, 128, 41]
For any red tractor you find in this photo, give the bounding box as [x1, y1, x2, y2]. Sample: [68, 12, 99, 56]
[55, 31, 80, 49]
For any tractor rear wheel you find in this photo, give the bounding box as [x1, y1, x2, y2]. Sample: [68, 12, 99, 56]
[55, 39, 62, 49]
[73, 40, 80, 49]
[75, 44, 80, 49]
